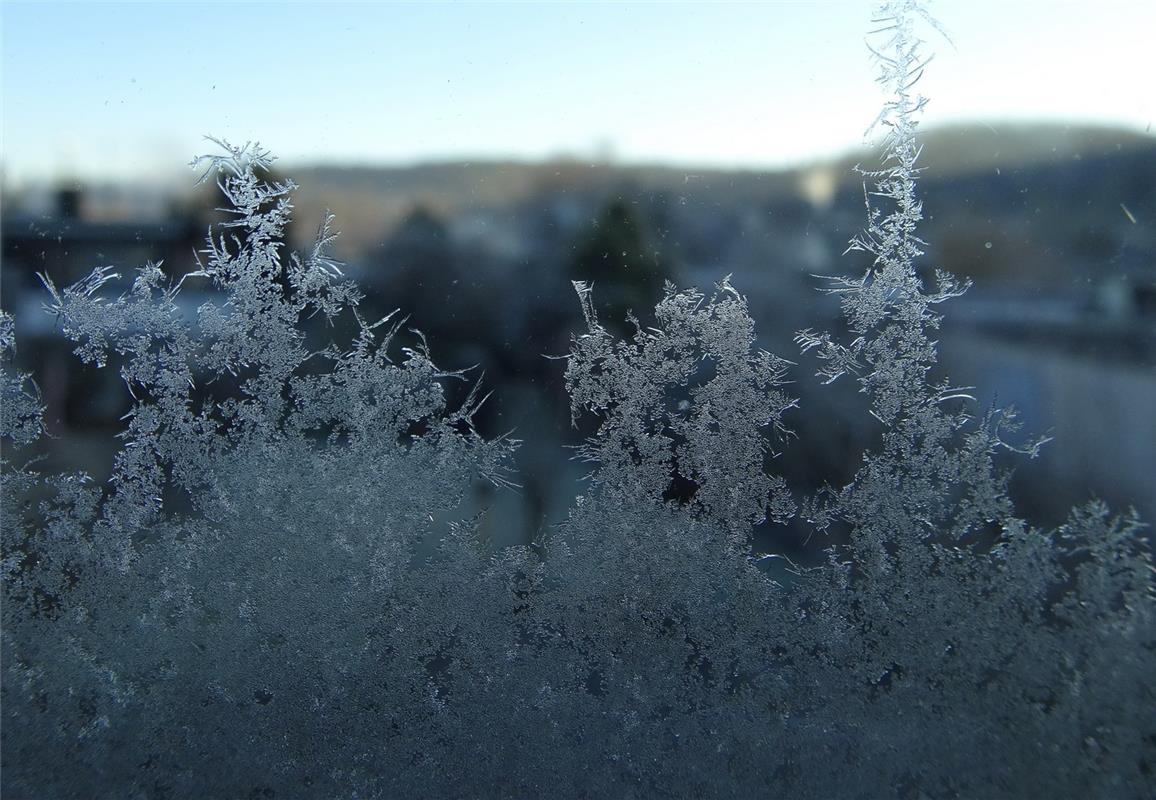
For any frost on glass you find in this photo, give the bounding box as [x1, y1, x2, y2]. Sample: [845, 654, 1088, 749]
[2, 2, 1153, 798]
[567, 276, 796, 535]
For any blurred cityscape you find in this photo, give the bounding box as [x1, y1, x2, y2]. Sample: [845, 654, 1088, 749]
[3, 122, 1154, 553]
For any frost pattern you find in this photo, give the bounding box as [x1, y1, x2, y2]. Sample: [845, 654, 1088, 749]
[566, 276, 796, 536]
[0, 313, 43, 448]
[2, 3, 1153, 798]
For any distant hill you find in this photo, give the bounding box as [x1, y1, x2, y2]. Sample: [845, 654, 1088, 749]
[284, 160, 804, 258]
[6, 122, 1148, 263]
[281, 122, 1154, 257]
[892, 121, 1156, 176]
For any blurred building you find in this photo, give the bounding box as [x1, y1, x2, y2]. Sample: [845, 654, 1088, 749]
[2, 186, 203, 455]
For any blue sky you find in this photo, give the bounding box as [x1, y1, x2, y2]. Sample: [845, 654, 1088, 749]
[2, 1, 1153, 185]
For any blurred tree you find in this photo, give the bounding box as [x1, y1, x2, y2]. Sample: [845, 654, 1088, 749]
[366, 205, 497, 373]
[568, 197, 672, 336]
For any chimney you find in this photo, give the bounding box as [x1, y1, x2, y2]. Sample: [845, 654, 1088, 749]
[55, 186, 82, 219]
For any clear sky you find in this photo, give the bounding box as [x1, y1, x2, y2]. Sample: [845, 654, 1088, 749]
[2, 0, 1153, 186]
